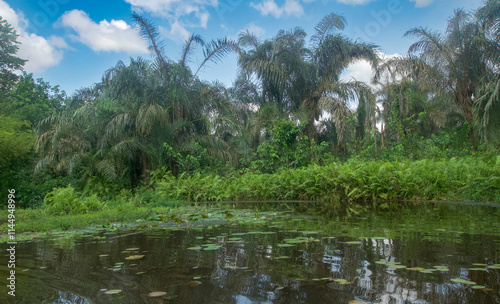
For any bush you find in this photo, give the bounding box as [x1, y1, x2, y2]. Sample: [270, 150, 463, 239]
[153, 156, 500, 204]
[43, 185, 104, 215]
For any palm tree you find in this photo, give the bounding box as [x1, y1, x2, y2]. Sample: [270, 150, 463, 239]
[404, 9, 491, 148]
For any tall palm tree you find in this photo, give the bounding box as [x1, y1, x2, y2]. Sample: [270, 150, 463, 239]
[404, 9, 491, 148]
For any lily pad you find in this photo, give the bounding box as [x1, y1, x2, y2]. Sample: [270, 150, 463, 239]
[390, 265, 407, 269]
[274, 256, 291, 259]
[203, 245, 221, 250]
[125, 255, 145, 260]
[451, 278, 476, 285]
[300, 231, 319, 235]
[104, 289, 122, 295]
[277, 244, 295, 247]
[472, 285, 486, 289]
[407, 267, 426, 271]
[125, 248, 140, 251]
[188, 281, 201, 287]
[187, 246, 202, 250]
[148, 291, 167, 297]
[344, 241, 362, 245]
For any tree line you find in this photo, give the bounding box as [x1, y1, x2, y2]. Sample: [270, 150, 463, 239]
[1, 1, 499, 207]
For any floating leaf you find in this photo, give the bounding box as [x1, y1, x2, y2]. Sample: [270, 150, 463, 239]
[99, 254, 109, 258]
[487, 265, 500, 269]
[274, 256, 291, 259]
[187, 246, 202, 250]
[225, 265, 239, 269]
[451, 278, 476, 285]
[407, 267, 426, 271]
[472, 285, 486, 289]
[469, 268, 487, 271]
[277, 244, 295, 247]
[344, 241, 362, 245]
[472, 263, 487, 266]
[349, 301, 367, 304]
[126, 248, 139, 251]
[148, 291, 167, 297]
[104, 289, 122, 295]
[125, 255, 145, 260]
[300, 231, 319, 235]
[193, 276, 201, 279]
[390, 265, 407, 269]
[203, 246, 221, 251]
[188, 281, 201, 287]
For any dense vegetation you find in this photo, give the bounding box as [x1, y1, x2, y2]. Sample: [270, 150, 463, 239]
[0, 2, 499, 220]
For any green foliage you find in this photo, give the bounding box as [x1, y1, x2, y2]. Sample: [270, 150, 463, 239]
[250, 119, 329, 173]
[0, 115, 34, 168]
[0, 116, 36, 206]
[2, 72, 65, 126]
[43, 185, 104, 215]
[0, 16, 26, 96]
[154, 156, 499, 204]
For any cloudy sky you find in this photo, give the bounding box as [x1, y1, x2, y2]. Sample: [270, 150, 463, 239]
[1, 0, 483, 95]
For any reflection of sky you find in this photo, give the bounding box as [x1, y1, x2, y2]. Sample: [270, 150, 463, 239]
[234, 294, 272, 304]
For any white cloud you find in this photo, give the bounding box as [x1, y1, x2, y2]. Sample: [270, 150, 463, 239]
[0, 0, 67, 73]
[410, 0, 433, 8]
[60, 10, 148, 54]
[229, 23, 266, 42]
[159, 21, 190, 43]
[124, 0, 218, 42]
[250, 0, 304, 18]
[341, 52, 400, 86]
[243, 23, 266, 37]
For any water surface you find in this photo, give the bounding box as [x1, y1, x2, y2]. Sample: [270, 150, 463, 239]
[1, 203, 500, 303]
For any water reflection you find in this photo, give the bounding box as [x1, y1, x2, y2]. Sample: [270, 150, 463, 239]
[1, 203, 499, 303]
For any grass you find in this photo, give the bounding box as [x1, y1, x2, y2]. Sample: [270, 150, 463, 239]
[0, 203, 189, 242]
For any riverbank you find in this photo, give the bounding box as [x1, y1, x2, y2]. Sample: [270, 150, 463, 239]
[2, 157, 498, 242]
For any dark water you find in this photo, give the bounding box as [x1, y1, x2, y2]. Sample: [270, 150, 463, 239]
[2, 203, 500, 304]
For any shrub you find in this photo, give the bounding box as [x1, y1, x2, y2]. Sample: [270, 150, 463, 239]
[43, 185, 104, 215]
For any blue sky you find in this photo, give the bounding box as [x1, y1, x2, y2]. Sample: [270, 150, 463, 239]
[1, 0, 484, 95]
